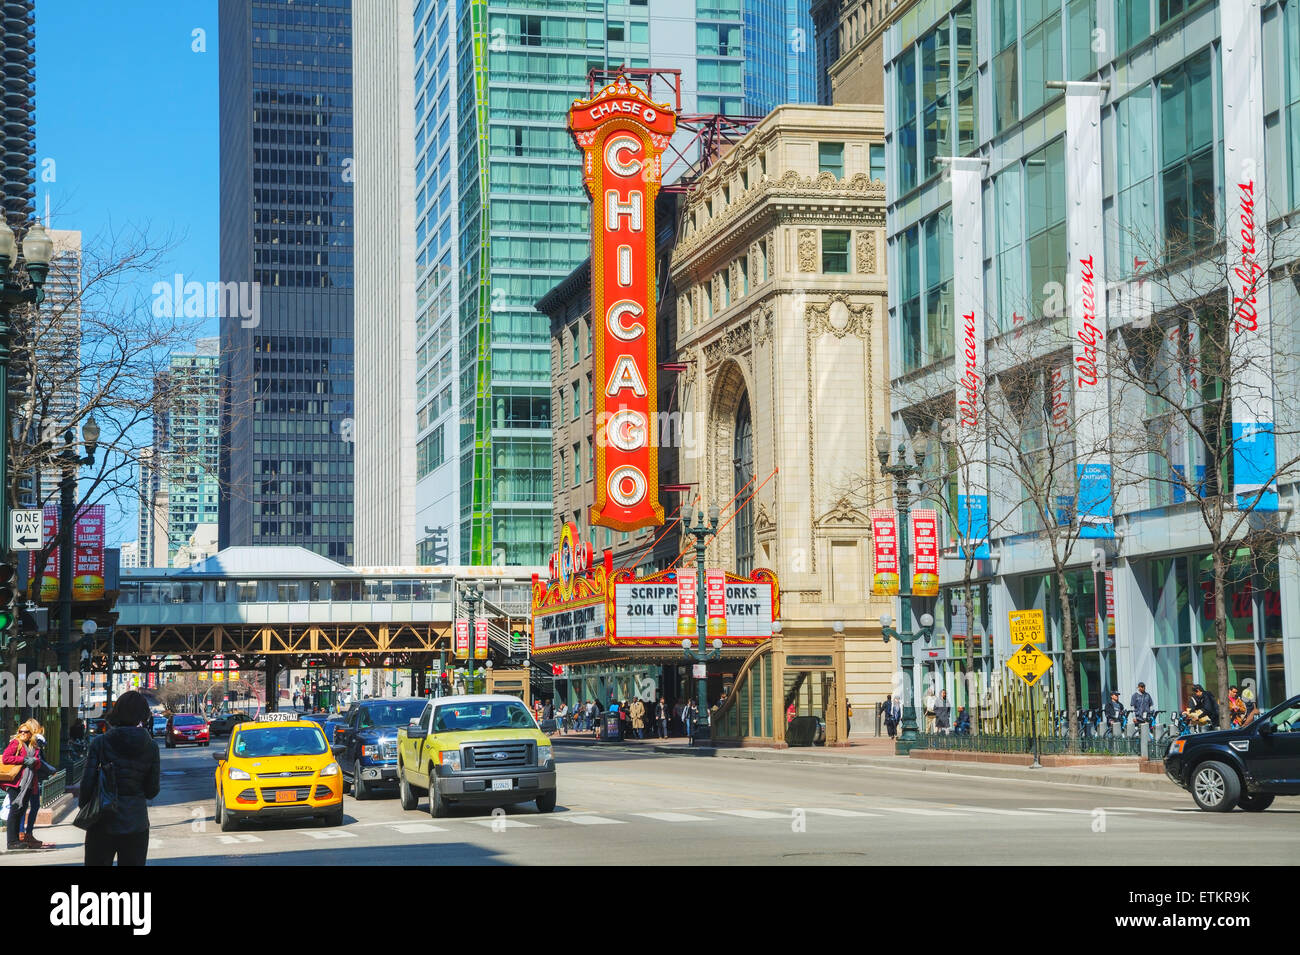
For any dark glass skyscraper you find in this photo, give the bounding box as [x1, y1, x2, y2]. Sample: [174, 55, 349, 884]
[1, 0, 34, 225]
[218, 0, 355, 562]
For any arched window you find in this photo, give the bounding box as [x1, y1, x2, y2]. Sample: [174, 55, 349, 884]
[733, 393, 755, 575]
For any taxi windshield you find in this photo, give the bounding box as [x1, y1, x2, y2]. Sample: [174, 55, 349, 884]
[433, 702, 536, 733]
[232, 727, 328, 758]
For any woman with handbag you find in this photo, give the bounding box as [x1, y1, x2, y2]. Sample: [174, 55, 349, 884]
[79, 691, 160, 866]
[2, 719, 45, 851]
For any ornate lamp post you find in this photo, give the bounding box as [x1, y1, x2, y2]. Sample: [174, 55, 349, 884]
[876, 428, 936, 755]
[681, 505, 723, 744]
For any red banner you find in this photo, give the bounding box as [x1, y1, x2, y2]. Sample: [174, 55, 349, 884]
[911, 509, 939, 597]
[474, 618, 489, 661]
[870, 509, 899, 596]
[455, 619, 469, 659]
[40, 508, 58, 602]
[75, 505, 106, 602]
[570, 77, 676, 531]
[705, 568, 727, 637]
[676, 574, 696, 636]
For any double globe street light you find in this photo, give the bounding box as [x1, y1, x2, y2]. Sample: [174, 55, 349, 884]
[875, 428, 936, 755]
[681, 505, 724, 744]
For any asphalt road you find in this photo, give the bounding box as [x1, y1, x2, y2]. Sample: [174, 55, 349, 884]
[8, 742, 1300, 865]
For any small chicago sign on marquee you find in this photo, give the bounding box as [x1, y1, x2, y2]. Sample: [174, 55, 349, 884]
[569, 76, 675, 531]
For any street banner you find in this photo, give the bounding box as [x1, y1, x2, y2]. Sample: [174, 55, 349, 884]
[870, 508, 899, 596]
[705, 569, 727, 637]
[676, 574, 696, 636]
[570, 77, 676, 531]
[1223, 0, 1278, 511]
[74, 505, 106, 602]
[911, 509, 939, 597]
[1065, 84, 1114, 537]
[950, 159, 990, 557]
[455, 619, 469, 659]
[474, 618, 489, 660]
[40, 507, 58, 603]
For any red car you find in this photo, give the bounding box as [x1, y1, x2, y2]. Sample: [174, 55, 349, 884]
[166, 713, 211, 748]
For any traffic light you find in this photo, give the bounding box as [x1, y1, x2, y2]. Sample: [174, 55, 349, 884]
[0, 564, 16, 644]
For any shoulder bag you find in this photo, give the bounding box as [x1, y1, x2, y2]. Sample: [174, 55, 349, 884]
[73, 741, 121, 831]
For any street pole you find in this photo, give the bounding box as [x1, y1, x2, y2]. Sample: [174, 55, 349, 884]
[681, 506, 722, 745]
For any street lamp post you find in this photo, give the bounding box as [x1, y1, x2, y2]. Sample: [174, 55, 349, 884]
[875, 428, 936, 755]
[464, 585, 482, 693]
[55, 418, 99, 766]
[681, 506, 724, 744]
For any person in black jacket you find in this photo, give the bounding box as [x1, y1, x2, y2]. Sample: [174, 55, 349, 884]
[1103, 691, 1125, 735]
[80, 691, 160, 867]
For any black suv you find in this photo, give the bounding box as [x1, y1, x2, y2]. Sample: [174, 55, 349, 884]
[1164, 694, 1300, 811]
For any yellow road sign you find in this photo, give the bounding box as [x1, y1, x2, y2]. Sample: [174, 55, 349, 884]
[1006, 643, 1053, 686]
[1008, 609, 1045, 646]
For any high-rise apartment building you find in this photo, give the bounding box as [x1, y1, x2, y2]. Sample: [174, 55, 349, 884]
[155, 339, 220, 567]
[1, 0, 34, 225]
[218, 0, 356, 563]
[882, 0, 1300, 715]
[31, 229, 82, 505]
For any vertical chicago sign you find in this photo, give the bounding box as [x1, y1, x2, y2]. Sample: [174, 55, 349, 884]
[570, 77, 676, 530]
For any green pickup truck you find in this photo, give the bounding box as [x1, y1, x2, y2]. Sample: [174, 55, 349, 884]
[396, 694, 556, 817]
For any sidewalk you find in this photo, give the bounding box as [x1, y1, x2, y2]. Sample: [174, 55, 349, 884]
[552, 732, 1181, 794]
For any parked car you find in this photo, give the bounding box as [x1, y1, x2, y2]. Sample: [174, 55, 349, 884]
[209, 711, 256, 737]
[166, 713, 211, 748]
[1164, 694, 1300, 811]
[335, 698, 428, 799]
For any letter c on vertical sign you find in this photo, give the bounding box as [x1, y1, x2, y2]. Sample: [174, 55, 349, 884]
[606, 300, 645, 341]
[604, 134, 643, 177]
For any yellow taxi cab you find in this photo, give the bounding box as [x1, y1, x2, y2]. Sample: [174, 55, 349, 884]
[211, 713, 343, 831]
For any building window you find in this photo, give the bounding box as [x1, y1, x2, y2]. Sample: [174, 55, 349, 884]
[896, 225, 922, 372]
[608, 23, 624, 42]
[822, 230, 850, 273]
[738, 256, 749, 296]
[573, 443, 581, 485]
[818, 142, 844, 176]
[733, 393, 754, 576]
[1021, 1, 1063, 117]
[992, 0, 1018, 132]
[559, 450, 566, 490]
[521, 15, 541, 46]
[923, 209, 954, 364]
[572, 382, 581, 420]
[1158, 47, 1218, 254]
[1117, 0, 1150, 52]
[572, 324, 580, 365]
[1025, 138, 1066, 318]
[895, 47, 919, 191]
[1266, 0, 1300, 215]
[870, 143, 886, 182]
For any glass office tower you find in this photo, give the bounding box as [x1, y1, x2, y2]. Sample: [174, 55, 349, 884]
[218, 0, 356, 562]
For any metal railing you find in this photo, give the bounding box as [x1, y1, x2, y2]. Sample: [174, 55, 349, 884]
[38, 756, 82, 808]
[916, 732, 1151, 757]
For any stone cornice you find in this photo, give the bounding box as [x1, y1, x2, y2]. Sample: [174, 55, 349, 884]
[671, 170, 885, 274]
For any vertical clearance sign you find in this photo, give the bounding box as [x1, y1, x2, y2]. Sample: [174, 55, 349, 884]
[949, 158, 990, 557]
[570, 78, 676, 530]
[1223, 0, 1278, 511]
[1065, 84, 1114, 537]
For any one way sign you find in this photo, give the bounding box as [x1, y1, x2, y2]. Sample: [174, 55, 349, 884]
[10, 509, 42, 551]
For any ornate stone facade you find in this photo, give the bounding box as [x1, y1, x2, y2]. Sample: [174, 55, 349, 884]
[668, 104, 895, 711]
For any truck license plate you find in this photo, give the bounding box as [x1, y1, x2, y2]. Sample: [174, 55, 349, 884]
[491, 779, 512, 791]
[275, 790, 297, 802]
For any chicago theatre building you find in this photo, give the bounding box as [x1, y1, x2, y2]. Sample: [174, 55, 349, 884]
[882, 0, 1300, 716]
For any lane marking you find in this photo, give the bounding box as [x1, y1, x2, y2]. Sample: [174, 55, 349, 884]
[556, 815, 624, 825]
[876, 807, 966, 817]
[391, 823, 447, 833]
[712, 809, 789, 819]
[215, 834, 263, 844]
[944, 806, 1041, 817]
[802, 808, 881, 817]
[471, 817, 535, 829]
[633, 812, 709, 822]
[1019, 807, 1134, 816]
[297, 830, 358, 839]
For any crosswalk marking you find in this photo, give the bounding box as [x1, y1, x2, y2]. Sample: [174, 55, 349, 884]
[148, 838, 164, 849]
[391, 823, 447, 834]
[877, 807, 966, 817]
[803, 808, 880, 817]
[1019, 807, 1134, 816]
[946, 806, 1039, 817]
[471, 817, 535, 829]
[556, 815, 624, 825]
[216, 834, 263, 844]
[633, 811, 709, 822]
[298, 829, 357, 839]
[712, 809, 789, 819]
[1100, 806, 1185, 814]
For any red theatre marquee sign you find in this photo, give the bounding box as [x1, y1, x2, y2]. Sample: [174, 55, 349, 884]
[569, 77, 675, 531]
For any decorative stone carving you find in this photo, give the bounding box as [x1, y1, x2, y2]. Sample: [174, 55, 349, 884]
[797, 229, 818, 273]
[855, 229, 876, 274]
[755, 499, 775, 534]
[711, 274, 722, 314]
[817, 497, 869, 526]
[754, 305, 774, 346]
[805, 292, 872, 340]
[704, 322, 752, 367]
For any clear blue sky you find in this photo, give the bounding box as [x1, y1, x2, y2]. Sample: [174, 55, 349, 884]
[35, 1, 219, 546]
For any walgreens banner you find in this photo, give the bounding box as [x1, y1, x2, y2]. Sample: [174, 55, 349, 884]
[949, 159, 990, 557]
[570, 78, 676, 531]
[1223, 0, 1278, 511]
[1065, 85, 1114, 538]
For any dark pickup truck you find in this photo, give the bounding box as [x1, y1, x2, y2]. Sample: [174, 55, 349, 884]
[333, 698, 429, 800]
[1164, 694, 1300, 811]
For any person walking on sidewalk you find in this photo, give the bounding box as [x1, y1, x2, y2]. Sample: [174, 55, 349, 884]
[845, 698, 854, 736]
[883, 694, 900, 738]
[683, 699, 698, 742]
[1130, 682, 1154, 735]
[935, 690, 951, 734]
[655, 697, 668, 739]
[923, 687, 937, 734]
[630, 697, 646, 740]
[3, 719, 49, 851]
[80, 691, 160, 867]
